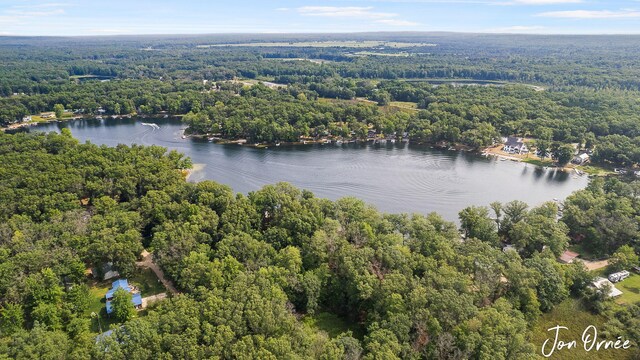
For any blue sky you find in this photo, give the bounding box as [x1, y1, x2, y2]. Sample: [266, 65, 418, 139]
[1, 0, 639, 36]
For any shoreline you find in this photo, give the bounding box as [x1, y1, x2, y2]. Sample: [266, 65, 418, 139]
[4, 116, 609, 176]
[1, 113, 183, 132]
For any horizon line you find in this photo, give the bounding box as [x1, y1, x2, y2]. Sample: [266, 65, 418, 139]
[2, 30, 640, 38]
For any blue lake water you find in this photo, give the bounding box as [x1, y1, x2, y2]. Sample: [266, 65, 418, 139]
[32, 118, 589, 221]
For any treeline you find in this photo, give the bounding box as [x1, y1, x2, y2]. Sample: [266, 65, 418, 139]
[2, 131, 637, 359]
[3, 34, 640, 99]
[6, 77, 640, 165]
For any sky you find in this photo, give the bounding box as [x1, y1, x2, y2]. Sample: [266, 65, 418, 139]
[1, 0, 639, 36]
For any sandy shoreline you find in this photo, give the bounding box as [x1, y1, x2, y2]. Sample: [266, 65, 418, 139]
[184, 163, 205, 181]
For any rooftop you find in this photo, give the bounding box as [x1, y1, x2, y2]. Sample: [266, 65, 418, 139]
[593, 277, 623, 298]
[559, 250, 579, 263]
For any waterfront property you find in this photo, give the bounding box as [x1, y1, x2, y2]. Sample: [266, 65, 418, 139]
[503, 137, 528, 154]
[573, 153, 590, 165]
[105, 279, 143, 314]
[31, 118, 590, 222]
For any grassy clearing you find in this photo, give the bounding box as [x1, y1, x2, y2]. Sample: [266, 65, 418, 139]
[129, 267, 166, 296]
[353, 51, 410, 57]
[523, 158, 554, 167]
[86, 281, 117, 333]
[86, 268, 164, 333]
[530, 298, 632, 360]
[302, 312, 365, 340]
[389, 101, 418, 109]
[615, 274, 640, 305]
[568, 244, 598, 261]
[576, 164, 614, 176]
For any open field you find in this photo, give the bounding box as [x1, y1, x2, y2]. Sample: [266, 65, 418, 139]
[615, 274, 640, 305]
[352, 51, 411, 57]
[198, 41, 437, 48]
[530, 298, 632, 360]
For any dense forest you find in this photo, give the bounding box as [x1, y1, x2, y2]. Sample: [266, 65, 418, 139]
[0, 131, 638, 359]
[2, 33, 640, 359]
[3, 34, 640, 167]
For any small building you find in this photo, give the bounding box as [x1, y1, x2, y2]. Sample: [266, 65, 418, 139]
[92, 262, 119, 281]
[40, 112, 55, 119]
[572, 153, 590, 165]
[22, 116, 32, 122]
[105, 279, 143, 314]
[592, 277, 623, 298]
[503, 137, 528, 154]
[559, 250, 579, 264]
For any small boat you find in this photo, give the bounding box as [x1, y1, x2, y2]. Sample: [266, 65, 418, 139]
[96, 116, 103, 120]
[336, 140, 343, 145]
[141, 122, 160, 129]
[208, 137, 214, 142]
[275, 143, 281, 147]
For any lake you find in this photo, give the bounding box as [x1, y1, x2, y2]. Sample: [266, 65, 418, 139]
[31, 118, 589, 221]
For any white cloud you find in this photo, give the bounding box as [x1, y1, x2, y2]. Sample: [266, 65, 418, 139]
[537, 9, 640, 18]
[511, 0, 582, 3]
[486, 25, 546, 32]
[6, 9, 65, 16]
[376, 19, 419, 26]
[297, 6, 397, 19]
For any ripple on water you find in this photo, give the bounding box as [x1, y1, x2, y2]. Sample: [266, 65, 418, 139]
[29, 119, 590, 221]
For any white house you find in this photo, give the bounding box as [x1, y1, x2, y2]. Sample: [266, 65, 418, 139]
[503, 137, 528, 154]
[593, 277, 623, 298]
[573, 153, 590, 165]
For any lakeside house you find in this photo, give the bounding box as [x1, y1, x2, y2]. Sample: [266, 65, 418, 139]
[105, 279, 143, 314]
[572, 153, 590, 165]
[503, 137, 528, 154]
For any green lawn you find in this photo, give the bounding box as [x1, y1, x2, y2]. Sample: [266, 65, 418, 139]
[129, 267, 166, 296]
[568, 244, 598, 261]
[389, 101, 418, 109]
[576, 164, 614, 176]
[523, 158, 554, 167]
[302, 312, 365, 340]
[615, 274, 640, 305]
[86, 282, 117, 333]
[530, 298, 632, 360]
[85, 268, 164, 333]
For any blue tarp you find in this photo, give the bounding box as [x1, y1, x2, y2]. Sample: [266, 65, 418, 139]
[105, 279, 142, 314]
[105, 279, 130, 300]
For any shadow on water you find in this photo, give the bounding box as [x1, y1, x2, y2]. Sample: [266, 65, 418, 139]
[25, 118, 590, 221]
